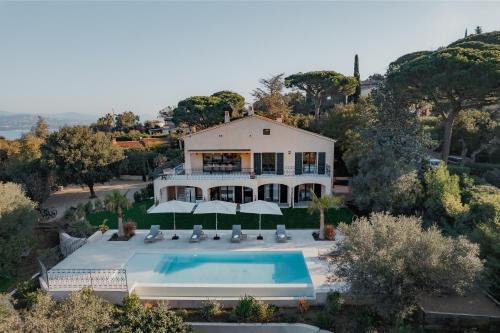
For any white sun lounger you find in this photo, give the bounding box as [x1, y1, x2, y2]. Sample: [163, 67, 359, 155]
[231, 225, 247, 243]
[275, 224, 291, 243]
[144, 225, 164, 243]
[190, 225, 207, 242]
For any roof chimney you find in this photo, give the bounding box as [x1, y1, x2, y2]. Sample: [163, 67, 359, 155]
[224, 111, 230, 123]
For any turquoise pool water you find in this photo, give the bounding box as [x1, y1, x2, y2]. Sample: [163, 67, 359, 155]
[125, 251, 312, 285]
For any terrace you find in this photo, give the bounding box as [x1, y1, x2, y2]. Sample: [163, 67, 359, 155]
[159, 164, 332, 181]
[41, 228, 346, 307]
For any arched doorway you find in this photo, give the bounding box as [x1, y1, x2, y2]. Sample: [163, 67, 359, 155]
[294, 183, 323, 204]
[209, 186, 253, 204]
[257, 184, 288, 204]
[162, 186, 203, 203]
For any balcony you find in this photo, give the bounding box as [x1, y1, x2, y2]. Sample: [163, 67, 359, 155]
[158, 164, 331, 181]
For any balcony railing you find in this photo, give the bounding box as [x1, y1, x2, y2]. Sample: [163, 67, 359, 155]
[45, 269, 128, 291]
[159, 164, 331, 180]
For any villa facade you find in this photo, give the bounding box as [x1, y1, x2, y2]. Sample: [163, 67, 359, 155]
[153, 113, 335, 207]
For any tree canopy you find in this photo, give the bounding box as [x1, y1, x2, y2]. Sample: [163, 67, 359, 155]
[115, 111, 140, 132]
[252, 73, 291, 118]
[386, 31, 500, 162]
[285, 71, 358, 118]
[173, 91, 245, 129]
[42, 126, 124, 197]
[344, 89, 430, 214]
[0, 182, 36, 279]
[332, 213, 483, 319]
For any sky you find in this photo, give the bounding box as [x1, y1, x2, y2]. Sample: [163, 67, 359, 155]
[1, 1, 499, 120]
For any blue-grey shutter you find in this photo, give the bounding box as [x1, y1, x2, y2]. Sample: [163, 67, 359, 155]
[258, 185, 264, 200]
[276, 153, 284, 175]
[254, 153, 261, 175]
[318, 152, 326, 174]
[295, 152, 302, 175]
[314, 184, 322, 197]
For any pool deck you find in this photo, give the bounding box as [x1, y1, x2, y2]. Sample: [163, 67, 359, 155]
[52, 229, 341, 295]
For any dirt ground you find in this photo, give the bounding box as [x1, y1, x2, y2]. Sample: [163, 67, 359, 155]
[40, 176, 149, 220]
[419, 291, 500, 317]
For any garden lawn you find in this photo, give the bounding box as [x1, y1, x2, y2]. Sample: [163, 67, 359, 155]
[87, 199, 354, 230]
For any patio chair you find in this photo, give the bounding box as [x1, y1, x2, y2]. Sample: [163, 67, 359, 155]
[275, 224, 291, 243]
[190, 224, 207, 242]
[231, 225, 247, 243]
[144, 225, 164, 243]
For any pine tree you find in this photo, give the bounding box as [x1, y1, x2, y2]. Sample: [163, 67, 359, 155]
[352, 54, 361, 103]
[475, 26, 483, 34]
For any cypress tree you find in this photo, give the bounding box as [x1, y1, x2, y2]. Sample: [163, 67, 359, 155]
[353, 54, 361, 103]
[465, 28, 468, 38]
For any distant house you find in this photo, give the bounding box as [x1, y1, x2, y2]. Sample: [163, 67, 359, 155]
[154, 111, 336, 207]
[360, 74, 384, 97]
[146, 118, 175, 136]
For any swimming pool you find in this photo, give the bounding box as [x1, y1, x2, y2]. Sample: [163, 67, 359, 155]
[125, 251, 314, 298]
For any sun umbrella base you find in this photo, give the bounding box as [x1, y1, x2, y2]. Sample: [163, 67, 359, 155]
[257, 234, 264, 240]
[213, 234, 220, 240]
[172, 234, 179, 240]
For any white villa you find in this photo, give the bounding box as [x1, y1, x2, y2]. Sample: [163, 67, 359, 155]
[154, 112, 335, 207]
[41, 112, 343, 307]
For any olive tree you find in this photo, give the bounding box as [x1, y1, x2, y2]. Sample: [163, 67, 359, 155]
[331, 213, 483, 319]
[23, 288, 116, 333]
[42, 126, 124, 198]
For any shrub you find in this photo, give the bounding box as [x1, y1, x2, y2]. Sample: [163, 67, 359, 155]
[0, 293, 21, 332]
[123, 220, 137, 237]
[68, 218, 95, 237]
[133, 190, 144, 203]
[201, 299, 223, 321]
[119, 293, 190, 333]
[233, 295, 256, 322]
[133, 183, 154, 203]
[314, 311, 332, 330]
[176, 308, 189, 319]
[232, 295, 277, 323]
[285, 312, 298, 323]
[324, 291, 344, 315]
[484, 168, 500, 187]
[254, 302, 278, 323]
[15, 279, 39, 307]
[94, 198, 103, 211]
[84, 201, 94, 214]
[297, 298, 310, 315]
[448, 164, 471, 176]
[467, 162, 499, 176]
[324, 224, 336, 240]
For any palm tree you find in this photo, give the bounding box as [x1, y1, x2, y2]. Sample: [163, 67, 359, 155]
[308, 191, 344, 240]
[104, 190, 131, 237]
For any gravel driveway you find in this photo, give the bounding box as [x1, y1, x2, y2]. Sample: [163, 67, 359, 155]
[41, 176, 149, 220]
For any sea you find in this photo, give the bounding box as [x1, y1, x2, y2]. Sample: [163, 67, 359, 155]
[0, 129, 57, 140]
